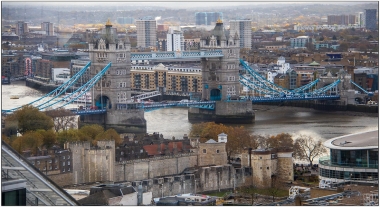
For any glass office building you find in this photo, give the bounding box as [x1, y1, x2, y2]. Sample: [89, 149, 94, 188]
[319, 130, 378, 184]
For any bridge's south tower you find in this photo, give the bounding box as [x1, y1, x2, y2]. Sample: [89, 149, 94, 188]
[82, 20, 146, 133]
[188, 19, 255, 123]
[200, 18, 241, 101]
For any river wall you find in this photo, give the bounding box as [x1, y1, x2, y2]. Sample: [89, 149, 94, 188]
[254, 101, 378, 114]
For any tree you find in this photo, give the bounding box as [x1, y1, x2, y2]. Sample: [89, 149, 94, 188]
[95, 128, 122, 146]
[2, 134, 11, 145]
[79, 124, 104, 141]
[266, 133, 294, 150]
[56, 129, 83, 147]
[5, 105, 54, 134]
[36, 129, 57, 149]
[45, 108, 77, 132]
[11, 131, 44, 154]
[237, 177, 258, 205]
[265, 175, 285, 202]
[294, 135, 327, 167]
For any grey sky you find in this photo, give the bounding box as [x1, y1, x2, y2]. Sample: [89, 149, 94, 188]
[2, 1, 373, 9]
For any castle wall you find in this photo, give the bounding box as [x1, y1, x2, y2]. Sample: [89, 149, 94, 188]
[114, 154, 198, 182]
[127, 165, 250, 198]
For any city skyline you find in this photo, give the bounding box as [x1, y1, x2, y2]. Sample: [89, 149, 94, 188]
[2, 1, 376, 9]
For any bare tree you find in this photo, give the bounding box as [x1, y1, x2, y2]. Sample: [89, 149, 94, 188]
[237, 176, 258, 205]
[294, 135, 327, 167]
[266, 175, 285, 202]
[45, 108, 77, 132]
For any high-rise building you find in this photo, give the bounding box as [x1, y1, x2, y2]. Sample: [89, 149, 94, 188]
[327, 15, 356, 25]
[136, 17, 157, 48]
[166, 28, 184, 51]
[356, 12, 365, 28]
[41, 22, 54, 36]
[365, 9, 377, 30]
[195, 12, 223, 25]
[15, 21, 28, 36]
[229, 20, 252, 49]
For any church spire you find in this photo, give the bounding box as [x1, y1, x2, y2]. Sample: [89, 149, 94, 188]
[105, 18, 112, 27]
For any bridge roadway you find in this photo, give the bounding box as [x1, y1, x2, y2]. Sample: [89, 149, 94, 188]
[68, 95, 340, 115]
[130, 50, 223, 61]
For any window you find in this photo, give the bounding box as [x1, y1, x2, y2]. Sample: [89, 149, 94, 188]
[63, 168, 65, 172]
[216, 150, 220, 153]
[37, 161, 40, 165]
[67, 155, 70, 159]
[68, 168, 70, 172]
[62, 156, 65, 160]
[203, 149, 206, 153]
[63, 162, 65, 166]
[49, 160, 52, 163]
[259, 157, 262, 160]
[49, 166, 52, 170]
[68, 161, 70, 166]
[267, 167, 269, 170]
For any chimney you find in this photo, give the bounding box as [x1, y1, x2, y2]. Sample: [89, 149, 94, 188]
[157, 143, 161, 155]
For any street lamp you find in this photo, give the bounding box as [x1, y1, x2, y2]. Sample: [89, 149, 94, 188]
[218, 172, 220, 192]
[194, 179, 197, 195]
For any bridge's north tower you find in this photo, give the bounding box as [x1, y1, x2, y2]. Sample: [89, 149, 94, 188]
[188, 19, 255, 123]
[82, 20, 146, 133]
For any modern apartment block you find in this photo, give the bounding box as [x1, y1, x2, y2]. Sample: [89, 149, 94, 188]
[136, 17, 157, 48]
[229, 20, 252, 49]
[365, 9, 377, 30]
[166, 28, 184, 51]
[195, 12, 223, 25]
[16, 21, 28, 36]
[327, 14, 356, 25]
[130, 63, 202, 95]
[41, 22, 54, 36]
[356, 12, 365, 28]
[290, 36, 312, 48]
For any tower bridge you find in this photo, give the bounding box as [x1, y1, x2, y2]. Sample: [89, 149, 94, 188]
[2, 20, 371, 133]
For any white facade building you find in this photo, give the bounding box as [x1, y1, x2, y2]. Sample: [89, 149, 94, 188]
[166, 28, 184, 51]
[294, 24, 361, 32]
[52, 68, 70, 84]
[229, 20, 252, 49]
[276, 56, 291, 74]
[136, 17, 157, 48]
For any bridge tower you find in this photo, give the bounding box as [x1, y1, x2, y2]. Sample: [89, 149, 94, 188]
[82, 20, 146, 133]
[188, 19, 255, 123]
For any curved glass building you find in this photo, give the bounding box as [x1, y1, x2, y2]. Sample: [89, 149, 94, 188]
[319, 130, 378, 185]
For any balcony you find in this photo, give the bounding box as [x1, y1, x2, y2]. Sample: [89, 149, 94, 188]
[319, 156, 379, 169]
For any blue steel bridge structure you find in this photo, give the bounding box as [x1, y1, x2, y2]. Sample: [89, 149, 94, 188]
[2, 50, 371, 115]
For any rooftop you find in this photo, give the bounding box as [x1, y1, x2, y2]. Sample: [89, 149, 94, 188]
[324, 130, 378, 150]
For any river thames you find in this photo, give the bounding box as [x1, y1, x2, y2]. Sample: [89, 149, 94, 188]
[2, 81, 378, 141]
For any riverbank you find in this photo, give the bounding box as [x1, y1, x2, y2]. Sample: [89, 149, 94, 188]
[252, 104, 379, 118]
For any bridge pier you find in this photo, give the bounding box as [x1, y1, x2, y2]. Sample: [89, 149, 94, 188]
[188, 101, 255, 124]
[80, 107, 146, 134]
